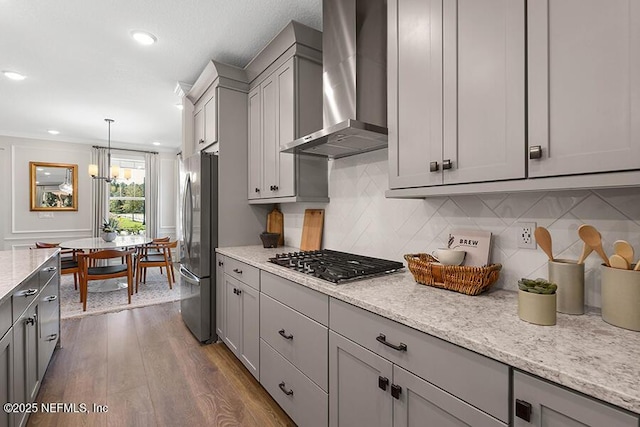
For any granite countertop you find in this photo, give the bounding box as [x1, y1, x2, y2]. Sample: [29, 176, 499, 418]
[217, 245, 640, 414]
[0, 248, 59, 304]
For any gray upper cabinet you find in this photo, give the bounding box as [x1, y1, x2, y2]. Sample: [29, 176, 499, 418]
[528, 0, 640, 178]
[389, 0, 525, 189]
[245, 21, 328, 204]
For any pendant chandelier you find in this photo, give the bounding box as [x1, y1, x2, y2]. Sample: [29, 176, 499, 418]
[88, 118, 119, 183]
[58, 168, 73, 194]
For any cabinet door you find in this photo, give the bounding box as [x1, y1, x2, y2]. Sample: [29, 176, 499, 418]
[203, 91, 217, 146]
[261, 74, 279, 198]
[442, 0, 525, 184]
[528, 0, 640, 177]
[0, 329, 12, 427]
[275, 58, 296, 197]
[215, 255, 225, 339]
[239, 283, 259, 379]
[193, 107, 205, 151]
[513, 371, 638, 426]
[329, 331, 392, 427]
[223, 275, 241, 357]
[393, 365, 505, 427]
[388, 0, 444, 189]
[14, 303, 38, 427]
[248, 87, 262, 199]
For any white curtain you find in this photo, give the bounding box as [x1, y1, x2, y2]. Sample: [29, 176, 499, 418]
[145, 152, 159, 238]
[91, 147, 109, 237]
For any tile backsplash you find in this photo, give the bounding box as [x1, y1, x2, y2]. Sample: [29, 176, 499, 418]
[280, 149, 640, 308]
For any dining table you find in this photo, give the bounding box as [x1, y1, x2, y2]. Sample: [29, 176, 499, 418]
[59, 235, 153, 292]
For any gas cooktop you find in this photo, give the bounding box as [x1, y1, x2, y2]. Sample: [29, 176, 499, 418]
[268, 249, 404, 284]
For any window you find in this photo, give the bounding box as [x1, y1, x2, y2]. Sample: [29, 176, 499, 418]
[109, 156, 146, 234]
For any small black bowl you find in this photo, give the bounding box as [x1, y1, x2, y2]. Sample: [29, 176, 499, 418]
[260, 232, 280, 248]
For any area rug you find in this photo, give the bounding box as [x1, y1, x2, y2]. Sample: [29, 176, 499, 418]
[60, 267, 181, 319]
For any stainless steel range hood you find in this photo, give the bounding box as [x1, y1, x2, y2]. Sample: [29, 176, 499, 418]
[281, 0, 387, 159]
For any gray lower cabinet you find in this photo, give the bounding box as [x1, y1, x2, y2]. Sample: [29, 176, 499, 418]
[215, 254, 225, 339]
[222, 273, 259, 379]
[0, 328, 13, 427]
[13, 303, 38, 427]
[513, 371, 639, 426]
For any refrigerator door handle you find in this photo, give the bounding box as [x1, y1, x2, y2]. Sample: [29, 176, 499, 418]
[183, 174, 193, 257]
[179, 265, 201, 286]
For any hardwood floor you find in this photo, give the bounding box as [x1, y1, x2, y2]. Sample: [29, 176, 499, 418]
[28, 302, 296, 427]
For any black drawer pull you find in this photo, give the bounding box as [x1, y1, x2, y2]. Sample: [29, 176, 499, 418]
[278, 329, 293, 340]
[21, 289, 38, 297]
[378, 376, 389, 391]
[233, 268, 242, 274]
[391, 384, 402, 399]
[278, 382, 294, 396]
[218, 261, 224, 267]
[25, 314, 37, 326]
[46, 334, 58, 342]
[376, 334, 407, 352]
[515, 399, 532, 422]
[44, 266, 57, 272]
[45, 295, 58, 302]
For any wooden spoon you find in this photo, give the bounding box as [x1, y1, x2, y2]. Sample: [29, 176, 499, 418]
[577, 224, 610, 266]
[613, 240, 634, 265]
[577, 243, 593, 264]
[534, 226, 554, 261]
[634, 260, 640, 271]
[609, 254, 630, 270]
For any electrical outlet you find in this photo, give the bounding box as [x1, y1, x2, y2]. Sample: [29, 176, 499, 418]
[517, 222, 537, 249]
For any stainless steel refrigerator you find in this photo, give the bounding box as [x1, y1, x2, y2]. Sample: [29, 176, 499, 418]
[179, 152, 218, 343]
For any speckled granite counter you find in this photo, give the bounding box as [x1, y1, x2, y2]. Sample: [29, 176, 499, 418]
[0, 248, 59, 304]
[217, 245, 640, 414]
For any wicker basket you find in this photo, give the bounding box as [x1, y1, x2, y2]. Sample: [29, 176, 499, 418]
[404, 254, 502, 296]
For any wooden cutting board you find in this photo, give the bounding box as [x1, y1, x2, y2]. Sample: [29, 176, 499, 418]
[266, 205, 284, 246]
[300, 209, 324, 251]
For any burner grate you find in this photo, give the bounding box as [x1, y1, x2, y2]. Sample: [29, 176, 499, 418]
[269, 249, 404, 283]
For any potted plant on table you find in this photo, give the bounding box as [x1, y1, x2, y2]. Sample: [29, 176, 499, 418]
[101, 217, 119, 242]
[518, 278, 558, 326]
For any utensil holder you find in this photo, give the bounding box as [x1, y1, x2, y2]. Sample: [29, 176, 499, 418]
[548, 259, 584, 315]
[601, 265, 640, 331]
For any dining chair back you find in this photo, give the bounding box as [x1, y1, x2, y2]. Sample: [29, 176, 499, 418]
[78, 249, 135, 312]
[135, 240, 177, 293]
[34, 241, 80, 291]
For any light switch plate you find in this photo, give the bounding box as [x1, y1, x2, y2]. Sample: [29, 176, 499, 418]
[517, 222, 537, 249]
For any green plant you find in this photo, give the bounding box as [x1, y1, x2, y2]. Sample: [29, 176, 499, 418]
[101, 217, 119, 233]
[518, 278, 557, 294]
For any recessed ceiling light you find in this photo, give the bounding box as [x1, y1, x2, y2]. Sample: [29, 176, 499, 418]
[131, 30, 157, 45]
[36, 168, 44, 172]
[2, 70, 26, 81]
[47, 129, 60, 135]
[175, 103, 184, 110]
[152, 141, 161, 146]
[44, 172, 51, 176]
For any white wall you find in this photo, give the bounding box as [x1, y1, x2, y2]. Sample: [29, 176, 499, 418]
[0, 135, 178, 249]
[280, 149, 640, 308]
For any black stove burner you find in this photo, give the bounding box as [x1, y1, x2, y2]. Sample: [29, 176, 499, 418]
[269, 249, 404, 283]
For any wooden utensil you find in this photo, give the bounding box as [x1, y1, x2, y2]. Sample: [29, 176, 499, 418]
[577, 243, 593, 264]
[613, 240, 634, 266]
[266, 205, 284, 246]
[609, 254, 630, 270]
[300, 209, 324, 251]
[577, 224, 610, 266]
[534, 227, 554, 261]
[634, 260, 640, 271]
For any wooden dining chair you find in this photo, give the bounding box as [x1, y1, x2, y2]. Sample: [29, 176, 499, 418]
[78, 249, 135, 312]
[135, 240, 177, 293]
[34, 241, 81, 291]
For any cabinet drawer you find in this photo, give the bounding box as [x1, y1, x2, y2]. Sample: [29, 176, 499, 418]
[260, 339, 328, 427]
[38, 281, 59, 325]
[224, 258, 259, 290]
[39, 255, 59, 287]
[39, 312, 59, 380]
[12, 273, 40, 321]
[260, 293, 328, 391]
[261, 271, 328, 326]
[330, 298, 509, 423]
[0, 299, 11, 340]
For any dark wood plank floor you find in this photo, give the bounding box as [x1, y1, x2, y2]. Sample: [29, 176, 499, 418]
[28, 302, 295, 427]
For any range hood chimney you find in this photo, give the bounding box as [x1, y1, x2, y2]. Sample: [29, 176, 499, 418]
[281, 0, 387, 159]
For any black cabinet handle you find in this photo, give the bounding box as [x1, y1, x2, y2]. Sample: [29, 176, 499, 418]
[376, 334, 407, 352]
[233, 268, 242, 274]
[255, 188, 260, 193]
[25, 314, 37, 326]
[199, 139, 205, 145]
[515, 399, 532, 422]
[218, 261, 223, 267]
[278, 329, 293, 340]
[46, 334, 58, 342]
[378, 376, 389, 391]
[273, 185, 278, 191]
[45, 295, 58, 302]
[442, 159, 453, 170]
[44, 266, 57, 272]
[391, 384, 402, 399]
[278, 382, 294, 396]
[21, 289, 38, 297]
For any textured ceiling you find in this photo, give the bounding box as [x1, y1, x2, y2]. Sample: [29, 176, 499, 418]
[0, 0, 322, 150]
